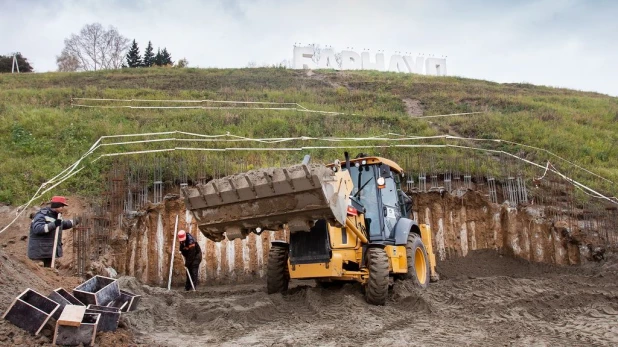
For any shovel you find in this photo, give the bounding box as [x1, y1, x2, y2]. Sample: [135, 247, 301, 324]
[182, 254, 196, 291]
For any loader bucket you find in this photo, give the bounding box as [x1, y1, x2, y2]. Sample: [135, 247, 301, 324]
[183, 164, 353, 242]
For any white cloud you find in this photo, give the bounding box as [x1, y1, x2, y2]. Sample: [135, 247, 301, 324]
[1, 0, 616, 96]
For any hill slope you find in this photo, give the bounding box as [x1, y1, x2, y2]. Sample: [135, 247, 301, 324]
[0, 68, 616, 205]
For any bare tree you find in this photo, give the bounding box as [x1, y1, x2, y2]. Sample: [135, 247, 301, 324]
[59, 23, 129, 71]
[176, 58, 189, 68]
[56, 49, 81, 72]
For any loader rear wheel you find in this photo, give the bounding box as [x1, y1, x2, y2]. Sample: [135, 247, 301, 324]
[365, 247, 389, 305]
[267, 245, 290, 294]
[406, 233, 430, 288]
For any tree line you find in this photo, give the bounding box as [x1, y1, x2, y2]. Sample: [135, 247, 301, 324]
[56, 23, 187, 72]
[126, 40, 187, 68]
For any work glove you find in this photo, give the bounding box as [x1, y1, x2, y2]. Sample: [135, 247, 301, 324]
[54, 219, 62, 228]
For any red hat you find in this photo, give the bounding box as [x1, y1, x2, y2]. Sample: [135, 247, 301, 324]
[177, 230, 186, 241]
[50, 196, 68, 206]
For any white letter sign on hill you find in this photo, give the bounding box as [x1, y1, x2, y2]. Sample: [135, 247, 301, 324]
[293, 46, 447, 76]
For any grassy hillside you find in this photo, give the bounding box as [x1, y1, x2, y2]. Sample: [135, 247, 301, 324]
[0, 67, 616, 205]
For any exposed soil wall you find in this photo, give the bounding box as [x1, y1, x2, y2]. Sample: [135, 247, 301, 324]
[112, 190, 603, 286]
[411, 191, 600, 266]
[111, 196, 287, 287]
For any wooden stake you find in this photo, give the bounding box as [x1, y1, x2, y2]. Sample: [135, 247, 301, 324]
[167, 214, 179, 290]
[51, 213, 62, 268]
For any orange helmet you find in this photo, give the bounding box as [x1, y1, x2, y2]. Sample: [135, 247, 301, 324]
[50, 196, 68, 206]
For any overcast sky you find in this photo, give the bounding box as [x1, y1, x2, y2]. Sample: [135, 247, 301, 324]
[2, 0, 617, 96]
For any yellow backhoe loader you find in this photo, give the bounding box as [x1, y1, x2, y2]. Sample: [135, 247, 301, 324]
[183, 153, 437, 305]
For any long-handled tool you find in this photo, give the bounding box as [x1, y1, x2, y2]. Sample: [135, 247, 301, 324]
[167, 215, 179, 290]
[183, 256, 196, 292]
[50, 213, 62, 268]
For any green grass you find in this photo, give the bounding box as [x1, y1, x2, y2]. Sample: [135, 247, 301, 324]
[0, 67, 616, 205]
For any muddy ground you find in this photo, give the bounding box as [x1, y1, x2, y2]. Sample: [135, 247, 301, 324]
[1, 205, 617, 346]
[121, 249, 618, 347]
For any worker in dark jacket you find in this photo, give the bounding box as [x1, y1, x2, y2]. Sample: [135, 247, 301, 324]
[28, 196, 79, 268]
[178, 230, 202, 291]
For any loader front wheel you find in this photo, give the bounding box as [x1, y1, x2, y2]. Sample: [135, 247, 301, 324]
[267, 245, 290, 294]
[365, 247, 389, 305]
[406, 233, 430, 288]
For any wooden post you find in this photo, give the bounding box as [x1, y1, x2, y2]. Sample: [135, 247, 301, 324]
[167, 214, 179, 290]
[51, 213, 62, 268]
[12, 54, 20, 73]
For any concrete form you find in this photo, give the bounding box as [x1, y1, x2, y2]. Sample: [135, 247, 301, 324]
[47, 287, 85, 320]
[2, 288, 59, 335]
[53, 312, 100, 346]
[107, 289, 141, 312]
[86, 305, 121, 332]
[73, 275, 120, 306]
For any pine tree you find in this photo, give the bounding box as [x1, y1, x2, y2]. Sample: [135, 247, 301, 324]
[154, 48, 163, 66]
[161, 48, 173, 66]
[125, 39, 142, 68]
[142, 41, 155, 67]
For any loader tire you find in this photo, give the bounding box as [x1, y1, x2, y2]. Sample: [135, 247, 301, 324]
[365, 247, 389, 305]
[406, 233, 430, 288]
[267, 245, 290, 294]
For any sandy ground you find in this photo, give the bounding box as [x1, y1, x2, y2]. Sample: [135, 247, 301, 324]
[121, 249, 618, 347]
[2, 204, 617, 346]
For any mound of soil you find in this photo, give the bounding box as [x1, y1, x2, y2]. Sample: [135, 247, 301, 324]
[435, 249, 578, 280]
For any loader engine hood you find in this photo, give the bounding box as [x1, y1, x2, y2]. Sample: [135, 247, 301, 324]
[183, 164, 353, 242]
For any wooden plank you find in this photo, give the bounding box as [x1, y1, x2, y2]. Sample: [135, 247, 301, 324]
[57, 305, 86, 327]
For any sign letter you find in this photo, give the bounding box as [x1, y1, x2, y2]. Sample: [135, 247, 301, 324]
[340, 51, 362, 70]
[293, 46, 316, 69]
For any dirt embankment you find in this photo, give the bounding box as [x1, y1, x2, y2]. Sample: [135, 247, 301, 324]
[0, 203, 136, 346]
[113, 190, 606, 287]
[2, 202, 617, 346]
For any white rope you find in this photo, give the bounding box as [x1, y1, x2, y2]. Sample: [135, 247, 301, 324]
[444, 136, 613, 184]
[72, 97, 300, 105]
[71, 97, 487, 120]
[535, 161, 552, 181]
[90, 132, 615, 185]
[3, 130, 617, 234]
[72, 104, 299, 111]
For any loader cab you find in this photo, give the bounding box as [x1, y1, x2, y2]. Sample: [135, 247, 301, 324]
[342, 156, 409, 244]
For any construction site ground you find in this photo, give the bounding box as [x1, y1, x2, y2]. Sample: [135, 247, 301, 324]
[1, 205, 617, 347]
